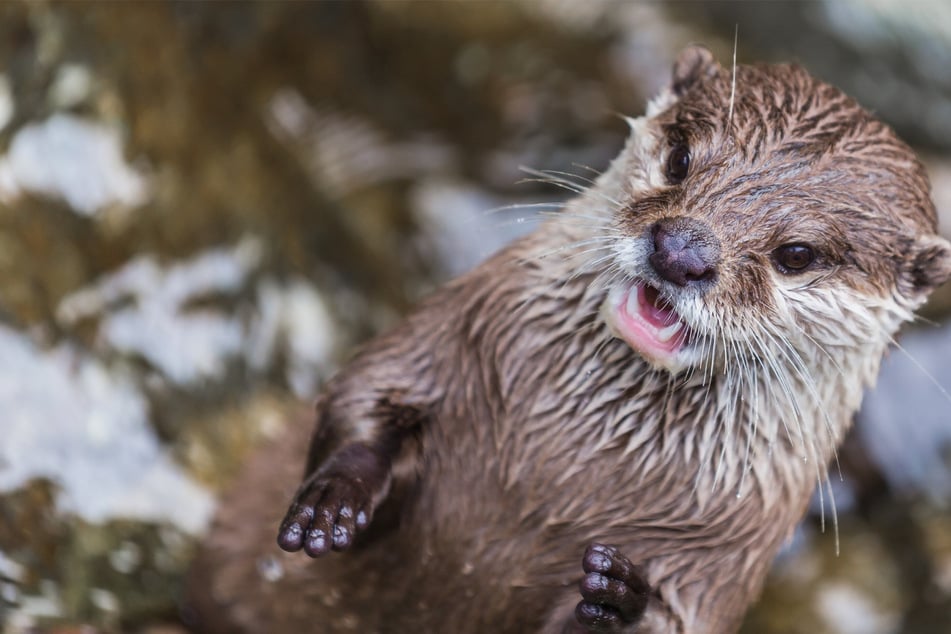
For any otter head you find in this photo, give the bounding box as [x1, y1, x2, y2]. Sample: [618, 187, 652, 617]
[600, 46, 951, 382]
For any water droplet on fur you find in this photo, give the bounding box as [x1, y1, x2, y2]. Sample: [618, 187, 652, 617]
[257, 555, 284, 582]
[323, 587, 342, 606]
[337, 613, 359, 629]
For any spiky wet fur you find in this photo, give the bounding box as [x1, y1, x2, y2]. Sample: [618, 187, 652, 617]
[189, 48, 951, 633]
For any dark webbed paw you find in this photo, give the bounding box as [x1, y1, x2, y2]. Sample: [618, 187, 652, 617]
[575, 544, 650, 633]
[276, 444, 388, 557]
[277, 476, 374, 556]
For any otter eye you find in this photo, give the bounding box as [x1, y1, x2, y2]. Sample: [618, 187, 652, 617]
[773, 244, 816, 274]
[666, 143, 690, 184]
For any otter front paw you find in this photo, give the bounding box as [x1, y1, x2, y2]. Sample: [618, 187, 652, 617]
[575, 544, 650, 633]
[277, 443, 391, 557]
[277, 474, 374, 557]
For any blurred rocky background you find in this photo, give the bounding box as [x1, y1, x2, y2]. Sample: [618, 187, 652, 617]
[0, 1, 949, 633]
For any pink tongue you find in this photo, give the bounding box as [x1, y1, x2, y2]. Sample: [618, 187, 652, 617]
[640, 285, 679, 327]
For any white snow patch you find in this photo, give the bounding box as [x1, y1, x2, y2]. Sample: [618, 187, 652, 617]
[49, 64, 93, 110]
[57, 239, 335, 393]
[0, 326, 214, 534]
[816, 582, 897, 634]
[58, 239, 262, 385]
[247, 278, 335, 398]
[410, 179, 537, 276]
[3, 579, 63, 631]
[0, 114, 148, 215]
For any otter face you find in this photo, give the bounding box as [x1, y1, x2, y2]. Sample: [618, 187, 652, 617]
[601, 47, 951, 376]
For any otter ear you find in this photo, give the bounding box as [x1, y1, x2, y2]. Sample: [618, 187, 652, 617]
[672, 46, 720, 96]
[906, 233, 951, 298]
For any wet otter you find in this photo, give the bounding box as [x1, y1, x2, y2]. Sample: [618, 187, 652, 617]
[188, 47, 951, 633]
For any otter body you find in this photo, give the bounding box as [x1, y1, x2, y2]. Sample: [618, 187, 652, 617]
[190, 48, 951, 633]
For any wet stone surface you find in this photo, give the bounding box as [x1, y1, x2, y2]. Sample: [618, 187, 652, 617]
[0, 2, 949, 632]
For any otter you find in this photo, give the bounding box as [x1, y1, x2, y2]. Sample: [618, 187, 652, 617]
[187, 47, 951, 633]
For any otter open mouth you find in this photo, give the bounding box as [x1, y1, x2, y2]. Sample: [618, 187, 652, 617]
[602, 282, 691, 369]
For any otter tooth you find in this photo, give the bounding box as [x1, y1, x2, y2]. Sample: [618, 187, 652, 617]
[625, 286, 640, 317]
[656, 321, 684, 343]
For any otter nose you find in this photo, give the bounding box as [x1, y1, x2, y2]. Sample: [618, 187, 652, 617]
[648, 217, 719, 287]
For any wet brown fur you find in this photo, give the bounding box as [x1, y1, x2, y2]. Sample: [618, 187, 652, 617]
[187, 48, 951, 633]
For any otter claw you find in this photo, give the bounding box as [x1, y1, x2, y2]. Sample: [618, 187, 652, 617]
[276, 504, 314, 551]
[575, 543, 650, 632]
[277, 476, 373, 557]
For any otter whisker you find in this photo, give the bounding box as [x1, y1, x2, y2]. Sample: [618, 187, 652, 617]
[586, 262, 627, 296]
[754, 320, 842, 542]
[506, 250, 621, 326]
[736, 334, 761, 498]
[728, 24, 738, 129]
[589, 327, 617, 364]
[711, 339, 741, 491]
[882, 331, 951, 407]
[519, 166, 624, 208]
[748, 326, 806, 456]
[477, 201, 601, 234]
[513, 238, 622, 276]
[570, 162, 606, 178]
[783, 319, 852, 481]
[537, 210, 619, 223]
[516, 176, 592, 198]
[543, 255, 618, 304]
[517, 237, 620, 265]
[479, 201, 568, 217]
[787, 321, 846, 379]
[533, 168, 602, 190]
[561, 249, 629, 287]
[822, 469, 841, 556]
[760, 319, 841, 476]
[695, 329, 730, 492]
